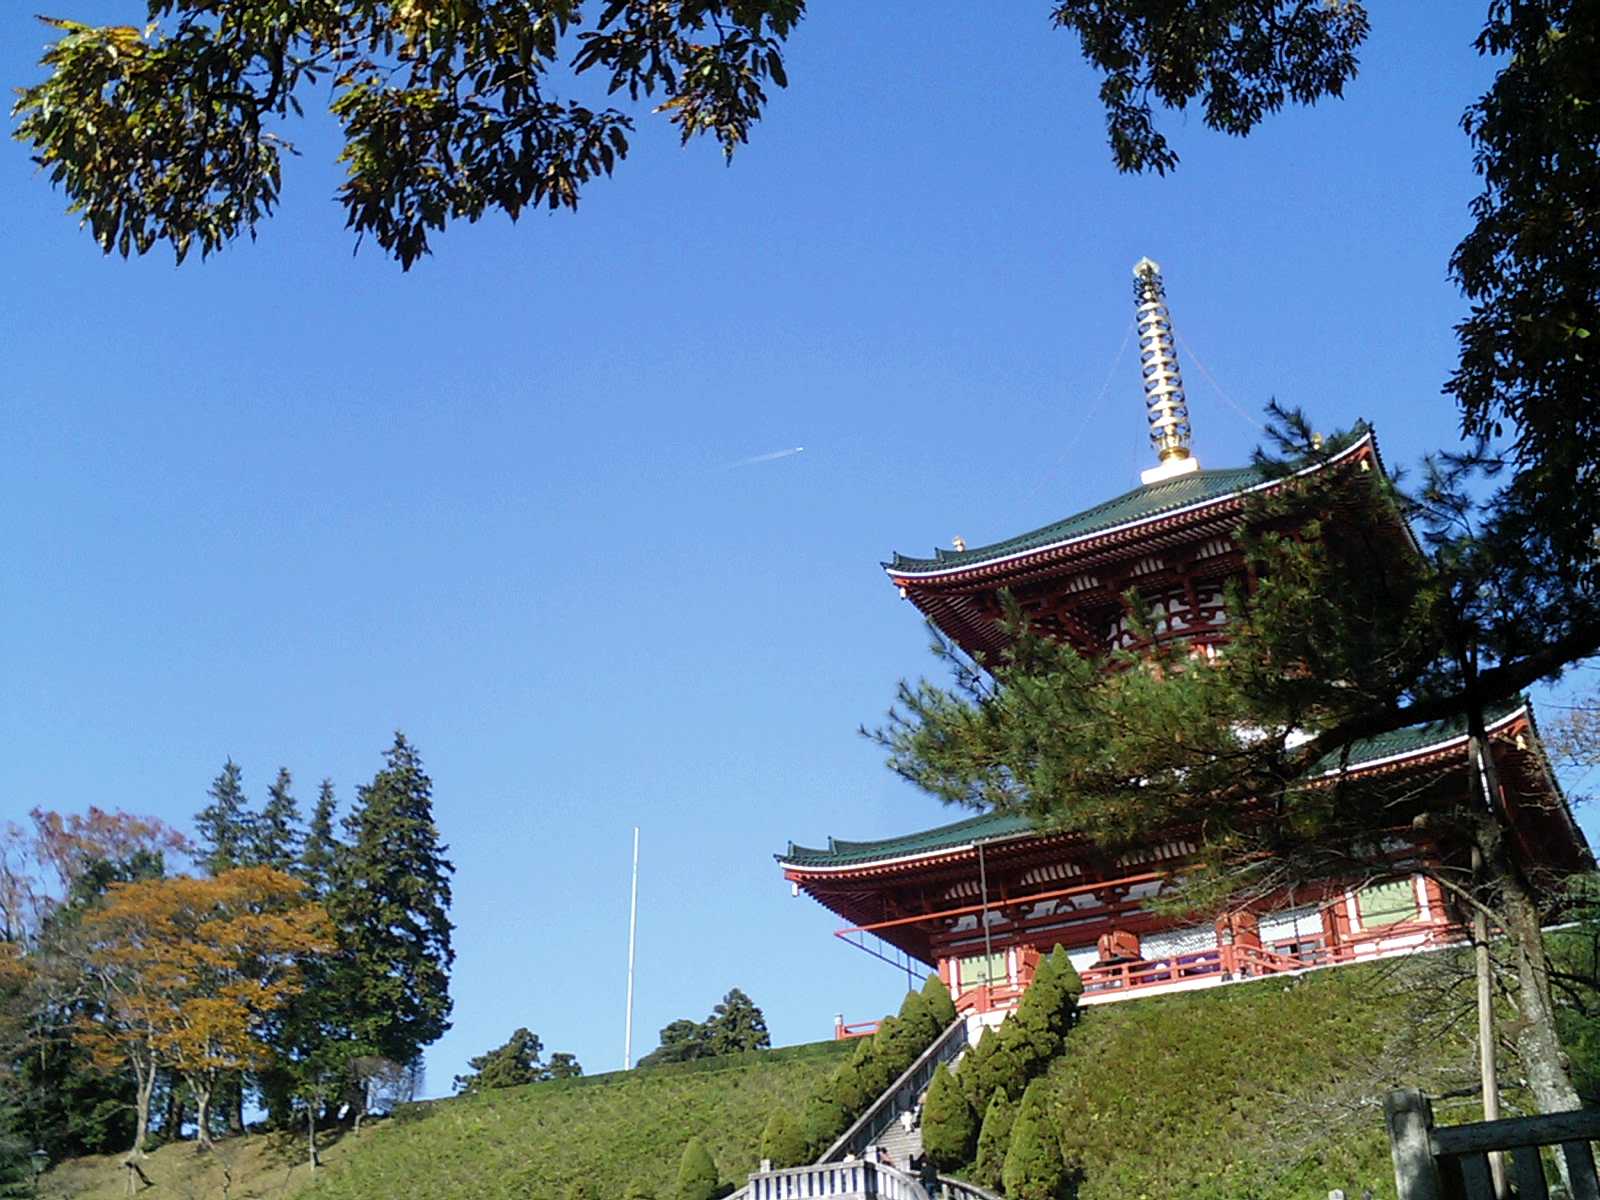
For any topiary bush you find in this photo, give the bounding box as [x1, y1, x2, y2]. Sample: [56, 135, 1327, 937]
[898, 989, 941, 1049]
[972, 1088, 1016, 1191]
[922, 973, 958, 1030]
[1003, 1079, 1068, 1200]
[918, 1062, 975, 1170]
[760, 1106, 808, 1168]
[675, 1136, 720, 1200]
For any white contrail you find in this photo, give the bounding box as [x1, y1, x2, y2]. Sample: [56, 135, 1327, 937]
[725, 446, 805, 468]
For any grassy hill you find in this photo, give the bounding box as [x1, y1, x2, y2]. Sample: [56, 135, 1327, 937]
[38, 961, 1496, 1200]
[1044, 959, 1484, 1200]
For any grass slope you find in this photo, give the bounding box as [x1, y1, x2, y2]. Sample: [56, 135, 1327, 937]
[309, 1040, 854, 1200]
[37, 962, 1502, 1200]
[1046, 959, 1483, 1200]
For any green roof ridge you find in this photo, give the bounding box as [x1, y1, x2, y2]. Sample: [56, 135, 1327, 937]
[886, 464, 1267, 574]
[781, 700, 1526, 869]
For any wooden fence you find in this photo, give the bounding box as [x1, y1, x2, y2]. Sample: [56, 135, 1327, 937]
[1385, 1088, 1600, 1200]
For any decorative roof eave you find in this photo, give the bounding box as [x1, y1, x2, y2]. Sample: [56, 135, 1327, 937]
[885, 432, 1381, 587]
[777, 703, 1533, 880]
[782, 826, 1080, 882]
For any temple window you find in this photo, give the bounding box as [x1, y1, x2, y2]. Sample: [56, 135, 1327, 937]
[1354, 878, 1421, 930]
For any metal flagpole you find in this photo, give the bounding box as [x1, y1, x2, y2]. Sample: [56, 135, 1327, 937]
[624, 826, 640, 1070]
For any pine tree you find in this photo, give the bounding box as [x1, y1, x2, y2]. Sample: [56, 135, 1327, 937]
[0, 1092, 32, 1200]
[195, 759, 254, 874]
[253, 767, 304, 871]
[919, 1062, 975, 1170]
[759, 1106, 807, 1168]
[972, 1088, 1016, 1191]
[674, 1136, 720, 1200]
[921, 973, 958, 1029]
[1002, 1080, 1067, 1200]
[300, 780, 341, 898]
[705, 989, 770, 1055]
[546, 1052, 583, 1080]
[454, 1028, 545, 1093]
[334, 733, 455, 1066]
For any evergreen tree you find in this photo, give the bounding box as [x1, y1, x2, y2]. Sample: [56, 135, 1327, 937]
[896, 988, 939, 1049]
[300, 780, 341, 898]
[973, 1088, 1017, 1192]
[705, 989, 770, 1055]
[195, 759, 254, 874]
[919, 1062, 975, 1171]
[334, 733, 455, 1066]
[546, 1052, 583, 1080]
[921, 974, 957, 1029]
[0, 1093, 32, 1200]
[799, 1089, 848, 1161]
[637, 1019, 709, 1067]
[1002, 1080, 1068, 1200]
[759, 1106, 807, 1168]
[253, 767, 304, 871]
[453, 1028, 545, 1093]
[674, 1136, 720, 1200]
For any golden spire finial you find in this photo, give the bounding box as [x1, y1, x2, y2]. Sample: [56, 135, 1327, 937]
[1133, 257, 1201, 485]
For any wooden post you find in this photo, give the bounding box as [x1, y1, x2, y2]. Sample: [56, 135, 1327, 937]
[1385, 1089, 1442, 1200]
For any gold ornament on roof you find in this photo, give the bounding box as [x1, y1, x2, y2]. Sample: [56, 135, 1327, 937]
[1133, 257, 1201, 485]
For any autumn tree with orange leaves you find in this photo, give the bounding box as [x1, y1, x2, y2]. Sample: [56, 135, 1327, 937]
[79, 868, 331, 1158]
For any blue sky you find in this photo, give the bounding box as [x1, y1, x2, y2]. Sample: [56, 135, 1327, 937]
[3, 3, 1594, 1094]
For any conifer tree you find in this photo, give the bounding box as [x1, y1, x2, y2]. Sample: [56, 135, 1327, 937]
[195, 760, 254, 875]
[299, 780, 341, 898]
[759, 1107, 806, 1168]
[253, 768, 303, 871]
[919, 1062, 974, 1170]
[1002, 1080, 1067, 1200]
[896, 988, 939, 1048]
[705, 989, 770, 1055]
[921, 974, 958, 1029]
[0, 1093, 31, 1200]
[334, 734, 455, 1067]
[454, 1028, 545, 1093]
[799, 1089, 848, 1161]
[973, 1088, 1016, 1192]
[674, 1136, 720, 1200]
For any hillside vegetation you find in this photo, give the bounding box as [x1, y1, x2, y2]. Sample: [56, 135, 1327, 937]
[38, 963, 1497, 1200]
[1044, 960, 1483, 1200]
[310, 1040, 854, 1200]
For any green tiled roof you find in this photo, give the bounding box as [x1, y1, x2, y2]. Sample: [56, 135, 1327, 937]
[781, 701, 1525, 870]
[886, 465, 1267, 575]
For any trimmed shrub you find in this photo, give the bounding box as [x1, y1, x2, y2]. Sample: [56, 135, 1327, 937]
[919, 1062, 975, 1170]
[922, 973, 958, 1029]
[972, 1088, 1016, 1191]
[898, 989, 941, 1049]
[958, 1024, 997, 1110]
[675, 1136, 720, 1200]
[760, 1107, 808, 1168]
[1003, 1080, 1067, 1200]
[800, 1091, 848, 1158]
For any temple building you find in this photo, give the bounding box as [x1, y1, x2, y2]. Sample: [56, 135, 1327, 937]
[777, 259, 1591, 1035]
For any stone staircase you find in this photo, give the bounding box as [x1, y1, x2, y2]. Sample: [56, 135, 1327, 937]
[869, 1116, 923, 1169]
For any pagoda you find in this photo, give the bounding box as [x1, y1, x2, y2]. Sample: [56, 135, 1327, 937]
[778, 260, 1591, 1035]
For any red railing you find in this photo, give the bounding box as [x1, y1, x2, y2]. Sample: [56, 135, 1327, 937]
[834, 1018, 882, 1040]
[834, 924, 1464, 1032]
